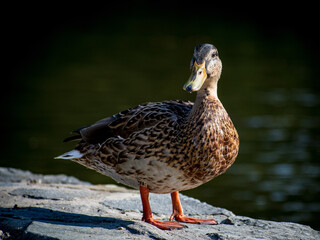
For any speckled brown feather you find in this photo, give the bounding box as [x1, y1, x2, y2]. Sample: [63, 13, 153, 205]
[67, 96, 239, 194]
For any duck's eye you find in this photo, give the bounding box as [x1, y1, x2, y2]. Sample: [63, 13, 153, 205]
[211, 52, 217, 58]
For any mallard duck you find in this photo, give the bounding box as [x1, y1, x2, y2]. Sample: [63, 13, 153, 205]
[56, 43, 239, 230]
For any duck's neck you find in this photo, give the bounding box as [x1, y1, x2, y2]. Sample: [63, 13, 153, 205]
[192, 77, 219, 112]
[184, 79, 223, 140]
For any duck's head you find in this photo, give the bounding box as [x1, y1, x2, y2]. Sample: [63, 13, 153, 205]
[183, 44, 222, 94]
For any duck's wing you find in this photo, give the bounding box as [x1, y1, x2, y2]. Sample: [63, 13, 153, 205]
[64, 100, 193, 144]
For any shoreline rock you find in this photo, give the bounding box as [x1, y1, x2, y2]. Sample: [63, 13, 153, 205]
[0, 167, 319, 240]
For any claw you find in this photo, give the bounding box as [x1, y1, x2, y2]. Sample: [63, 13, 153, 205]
[142, 217, 186, 230]
[170, 214, 217, 225]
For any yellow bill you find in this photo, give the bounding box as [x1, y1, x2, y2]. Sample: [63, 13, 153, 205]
[183, 61, 207, 93]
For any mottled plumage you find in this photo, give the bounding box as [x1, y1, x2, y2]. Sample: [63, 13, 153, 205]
[56, 44, 239, 230]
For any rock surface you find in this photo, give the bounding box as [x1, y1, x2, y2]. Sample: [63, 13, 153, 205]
[0, 167, 319, 240]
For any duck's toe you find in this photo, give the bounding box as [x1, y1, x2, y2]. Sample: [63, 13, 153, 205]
[142, 217, 186, 230]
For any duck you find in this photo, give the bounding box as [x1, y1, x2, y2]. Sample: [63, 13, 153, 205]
[56, 43, 239, 230]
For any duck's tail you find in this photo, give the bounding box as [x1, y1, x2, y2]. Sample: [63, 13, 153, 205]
[55, 149, 83, 160]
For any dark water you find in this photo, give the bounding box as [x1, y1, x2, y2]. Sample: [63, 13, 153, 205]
[2, 10, 319, 230]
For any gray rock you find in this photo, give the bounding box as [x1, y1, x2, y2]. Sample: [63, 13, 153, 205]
[0, 167, 319, 240]
[0, 167, 90, 185]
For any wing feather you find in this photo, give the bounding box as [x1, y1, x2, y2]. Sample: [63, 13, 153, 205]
[64, 100, 193, 144]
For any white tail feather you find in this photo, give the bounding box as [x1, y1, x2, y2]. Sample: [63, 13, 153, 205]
[55, 150, 83, 160]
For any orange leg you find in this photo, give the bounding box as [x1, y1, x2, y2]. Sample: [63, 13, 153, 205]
[169, 191, 218, 224]
[139, 186, 185, 230]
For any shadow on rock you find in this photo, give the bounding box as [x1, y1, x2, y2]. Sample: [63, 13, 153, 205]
[0, 206, 134, 238]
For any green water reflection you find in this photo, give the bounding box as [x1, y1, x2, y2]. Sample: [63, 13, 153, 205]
[2, 13, 319, 229]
